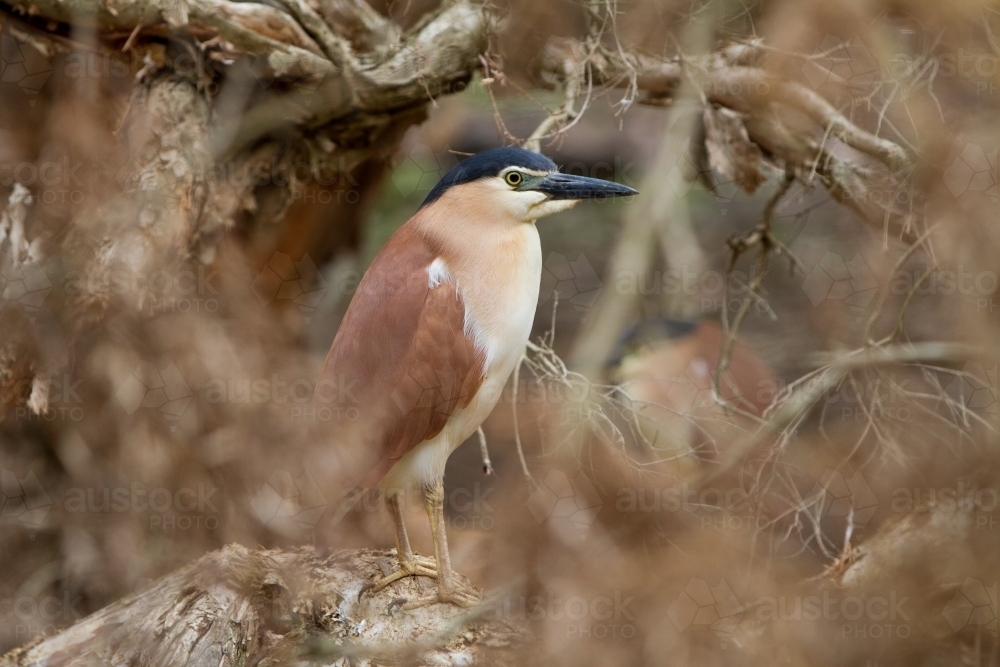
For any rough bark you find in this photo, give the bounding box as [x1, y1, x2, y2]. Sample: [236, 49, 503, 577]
[0, 545, 522, 667]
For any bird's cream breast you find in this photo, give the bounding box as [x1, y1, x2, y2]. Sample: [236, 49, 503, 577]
[452, 223, 541, 380]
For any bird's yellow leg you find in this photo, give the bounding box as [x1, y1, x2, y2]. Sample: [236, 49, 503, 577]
[392, 481, 481, 611]
[360, 493, 436, 598]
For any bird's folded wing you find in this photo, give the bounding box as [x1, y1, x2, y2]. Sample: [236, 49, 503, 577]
[313, 225, 485, 487]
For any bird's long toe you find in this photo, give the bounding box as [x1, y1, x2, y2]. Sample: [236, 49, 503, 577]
[408, 554, 438, 570]
[359, 555, 438, 600]
[389, 580, 481, 612]
[438, 585, 481, 608]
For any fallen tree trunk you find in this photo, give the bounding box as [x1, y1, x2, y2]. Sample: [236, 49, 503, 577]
[0, 545, 522, 667]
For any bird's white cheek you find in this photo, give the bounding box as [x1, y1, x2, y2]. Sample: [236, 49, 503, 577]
[528, 198, 580, 220]
[506, 191, 547, 221]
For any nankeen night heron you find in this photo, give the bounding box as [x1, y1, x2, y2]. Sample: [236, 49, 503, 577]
[314, 147, 637, 609]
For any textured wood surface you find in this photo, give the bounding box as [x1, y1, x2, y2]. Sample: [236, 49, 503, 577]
[1, 545, 521, 667]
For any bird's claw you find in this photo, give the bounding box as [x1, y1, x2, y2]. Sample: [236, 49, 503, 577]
[387, 596, 408, 615]
[357, 582, 376, 602]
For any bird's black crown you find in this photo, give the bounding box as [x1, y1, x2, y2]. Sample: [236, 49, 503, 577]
[421, 147, 557, 208]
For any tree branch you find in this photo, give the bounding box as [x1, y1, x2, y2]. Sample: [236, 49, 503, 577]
[538, 36, 921, 244]
[0, 545, 521, 667]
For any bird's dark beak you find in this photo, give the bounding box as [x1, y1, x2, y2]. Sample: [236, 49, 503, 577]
[533, 173, 638, 200]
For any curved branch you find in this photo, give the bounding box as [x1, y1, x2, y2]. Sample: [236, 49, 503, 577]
[538, 36, 920, 243]
[705, 67, 911, 171]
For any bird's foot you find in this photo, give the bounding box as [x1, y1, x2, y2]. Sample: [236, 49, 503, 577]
[359, 553, 438, 600]
[387, 578, 481, 613]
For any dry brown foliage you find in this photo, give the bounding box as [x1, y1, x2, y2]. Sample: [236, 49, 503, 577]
[1, 0, 999, 665]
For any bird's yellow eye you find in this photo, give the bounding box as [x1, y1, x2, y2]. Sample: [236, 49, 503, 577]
[504, 171, 523, 187]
